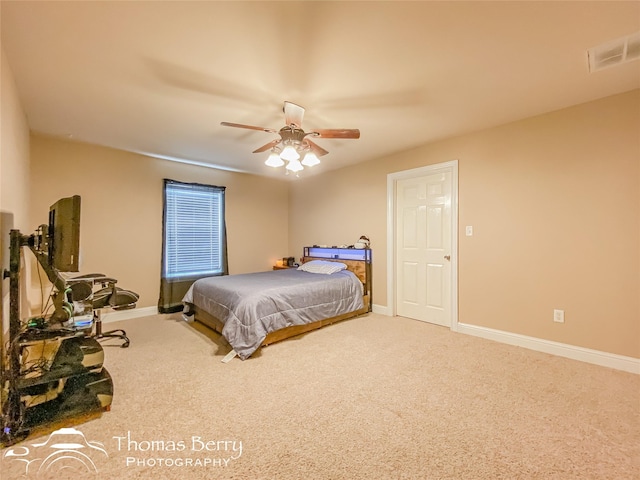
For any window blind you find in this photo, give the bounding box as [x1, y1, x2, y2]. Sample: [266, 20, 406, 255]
[163, 181, 226, 279]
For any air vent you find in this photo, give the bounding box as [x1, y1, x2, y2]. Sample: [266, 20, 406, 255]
[588, 31, 640, 73]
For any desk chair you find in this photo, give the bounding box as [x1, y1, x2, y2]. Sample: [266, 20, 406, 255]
[68, 274, 138, 348]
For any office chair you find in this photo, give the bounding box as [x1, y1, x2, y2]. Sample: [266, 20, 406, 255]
[68, 274, 138, 348]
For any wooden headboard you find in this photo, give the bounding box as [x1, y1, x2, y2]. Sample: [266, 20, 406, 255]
[302, 247, 372, 311]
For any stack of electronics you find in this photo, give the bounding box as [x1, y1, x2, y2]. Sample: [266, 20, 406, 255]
[1, 195, 136, 446]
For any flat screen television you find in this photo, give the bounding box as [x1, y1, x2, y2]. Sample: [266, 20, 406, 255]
[48, 195, 81, 272]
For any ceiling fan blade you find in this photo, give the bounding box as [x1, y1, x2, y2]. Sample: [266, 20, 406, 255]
[305, 139, 329, 157]
[312, 129, 361, 139]
[252, 139, 281, 153]
[283, 101, 305, 128]
[221, 122, 278, 134]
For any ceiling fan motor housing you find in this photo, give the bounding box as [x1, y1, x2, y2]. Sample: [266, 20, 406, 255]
[279, 126, 310, 151]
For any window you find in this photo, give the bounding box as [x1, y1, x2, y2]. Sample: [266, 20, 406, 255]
[162, 180, 227, 279]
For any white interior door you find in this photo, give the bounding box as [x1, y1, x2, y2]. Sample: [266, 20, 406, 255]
[395, 171, 452, 326]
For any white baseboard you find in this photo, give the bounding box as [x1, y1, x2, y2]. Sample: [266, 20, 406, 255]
[374, 308, 638, 374]
[101, 306, 158, 324]
[455, 322, 640, 375]
[372, 304, 391, 316]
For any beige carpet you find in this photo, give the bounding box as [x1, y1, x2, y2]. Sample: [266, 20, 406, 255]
[1, 313, 638, 479]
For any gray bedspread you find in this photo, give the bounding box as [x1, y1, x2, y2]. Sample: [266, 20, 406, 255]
[182, 269, 364, 359]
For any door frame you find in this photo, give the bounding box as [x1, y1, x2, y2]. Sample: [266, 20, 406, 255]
[386, 160, 459, 331]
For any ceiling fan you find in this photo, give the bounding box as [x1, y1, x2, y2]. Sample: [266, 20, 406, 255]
[221, 101, 360, 173]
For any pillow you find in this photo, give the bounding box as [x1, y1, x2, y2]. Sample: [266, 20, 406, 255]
[297, 260, 348, 275]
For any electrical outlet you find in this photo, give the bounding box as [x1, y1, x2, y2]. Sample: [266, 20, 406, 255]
[553, 309, 565, 323]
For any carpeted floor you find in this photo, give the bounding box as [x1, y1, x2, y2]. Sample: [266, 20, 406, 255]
[2, 313, 638, 479]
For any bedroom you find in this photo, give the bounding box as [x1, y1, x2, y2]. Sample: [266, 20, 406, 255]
[1, 1, 639, 478]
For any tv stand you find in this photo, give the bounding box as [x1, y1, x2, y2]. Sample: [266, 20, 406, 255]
[1, 229, 114, 447]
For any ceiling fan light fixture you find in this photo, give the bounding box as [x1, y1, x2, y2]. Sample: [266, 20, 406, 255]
[285, 158, 304, 172]
[265, 152, 285, 167]
[222, 101, 360, 176]
[280, 144, 300, 161]
[301, 152, 320, 167]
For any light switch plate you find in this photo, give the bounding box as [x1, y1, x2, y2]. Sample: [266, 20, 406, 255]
[465, 226, 473, 236]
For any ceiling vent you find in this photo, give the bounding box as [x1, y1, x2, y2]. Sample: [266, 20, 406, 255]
[587, 31, 640, 72]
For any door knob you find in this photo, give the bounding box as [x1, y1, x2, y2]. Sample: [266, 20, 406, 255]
[444, 255, 451, 261]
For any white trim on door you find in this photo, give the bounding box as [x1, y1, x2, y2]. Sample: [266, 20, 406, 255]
[386, 160, 459, 330]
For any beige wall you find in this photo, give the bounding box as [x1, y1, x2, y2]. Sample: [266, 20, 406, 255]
[7, 60, 639, 360]
[29, 135, 290, 310]
[289, 90, 640, 358]
[0, 48, 31, 228]
[1, 45, 31, 341]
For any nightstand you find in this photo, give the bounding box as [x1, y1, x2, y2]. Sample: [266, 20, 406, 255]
[273, 265, 296, 270]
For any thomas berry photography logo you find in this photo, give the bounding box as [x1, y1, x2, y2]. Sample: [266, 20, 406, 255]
[113, 430, 244, 468]
[2, 427, 108, 476]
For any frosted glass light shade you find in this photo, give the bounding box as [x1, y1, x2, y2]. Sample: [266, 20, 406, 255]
[280, 145, 300, 161]
[285, 159, 304, 172]
[265, 152, 285, 167]
[301, 152, 320, 167]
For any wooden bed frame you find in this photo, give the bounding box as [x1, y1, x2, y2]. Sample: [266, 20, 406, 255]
[193, 247, 372, 352]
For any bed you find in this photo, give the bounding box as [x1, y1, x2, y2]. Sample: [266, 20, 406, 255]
[182, 247, 372, 360]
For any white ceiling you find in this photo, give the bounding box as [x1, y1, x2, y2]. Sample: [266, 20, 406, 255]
[2, 1, 639, 180]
